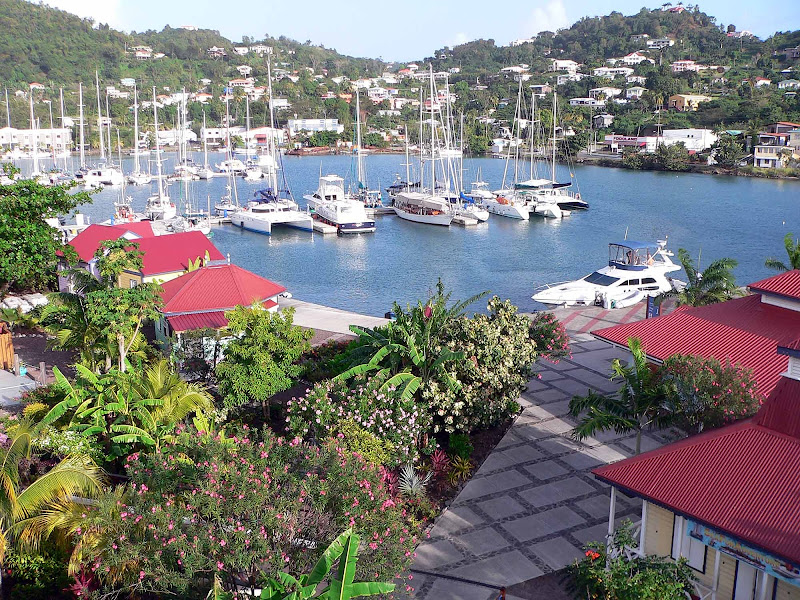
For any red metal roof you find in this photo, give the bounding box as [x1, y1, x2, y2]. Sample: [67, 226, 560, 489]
[749, 269, 800, 301]
[594, 376, 800, 567]
[593, 294, 800, 396]
[134, 232, 223, 277]
[160, 264, 285, 314]
[68, 223, 153, 262]
[167, 311, 229, 333]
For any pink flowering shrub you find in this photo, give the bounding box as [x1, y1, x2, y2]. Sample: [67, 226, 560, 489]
[286, 375, 430, 466]
[80, 429, 420, 597]
[660, 354, 762, 433]
[529, 312, 570, 362]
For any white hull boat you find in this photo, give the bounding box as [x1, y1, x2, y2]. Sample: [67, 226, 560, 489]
[484, 193, 530, 220]
[303, 175, 375, 234]
[532, 240, 684, 307]
[128, 171, 152, 185]
[392, 191, 453, 226]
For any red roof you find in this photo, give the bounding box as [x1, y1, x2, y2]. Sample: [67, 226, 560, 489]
[593, 294, 800, 395]
[594, 375, 800, 567]
[134, 232, 223, 276]
[68, 223, 154, 262]
[159, 264, 284, 314]
[167, 311, 230, 332]
[749, 269, 800, 301]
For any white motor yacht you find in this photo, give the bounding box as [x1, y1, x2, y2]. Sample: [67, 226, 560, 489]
[216, 158, 246, 175]
[304, 174, 375, 234]
[230, 188, 313, 235]
[128, 171, 152, 185]
[532, 240, 684, 308]
[393, 191, 453, 226]
[244, 166, 264, 181]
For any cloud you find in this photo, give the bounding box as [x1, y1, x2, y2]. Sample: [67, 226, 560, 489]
[43, 0, 122, 28]
[524, 0, 570, 36]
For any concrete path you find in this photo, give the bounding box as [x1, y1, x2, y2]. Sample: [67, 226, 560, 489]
[410, 326, 668, 600]
[278, 298, 389, 338]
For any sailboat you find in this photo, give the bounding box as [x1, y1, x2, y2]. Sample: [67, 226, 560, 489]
[128, 84, 152, 185]
[216, 97, 246, 174]
[197, 111, 214, 180]
[350, 90, 383, 212]
[242, 97, 263, 181]
[392, 67, 455, 226]
[484, 79, 531, 220]
[516, 91, 588, 212]
[231, 59, 312, 235]
[145, 87, 177, 222]
[450, 112, 489, 222]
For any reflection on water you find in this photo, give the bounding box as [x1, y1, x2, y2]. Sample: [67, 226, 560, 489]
[13, 151, 800, 317]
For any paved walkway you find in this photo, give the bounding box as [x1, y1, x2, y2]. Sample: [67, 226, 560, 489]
[410, 305, 667, 600]
[279, 298, 388, 342]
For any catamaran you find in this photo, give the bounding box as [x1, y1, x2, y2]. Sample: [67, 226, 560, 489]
[128, 84, 152, 185]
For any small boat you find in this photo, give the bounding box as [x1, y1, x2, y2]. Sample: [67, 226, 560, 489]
[532, 239, 684, 307]
[231, 188, 313, 235]
[484, 191, 530, 220]
[244, 166, 264, 181]
[304, 174, 376, 234]
[392, 191, 453, 226]
[216, 158, 246, 174]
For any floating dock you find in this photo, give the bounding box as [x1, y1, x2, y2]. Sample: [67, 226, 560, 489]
[453, 215, 479, 227]
[312, 221, 338, 234]
[366, 206, 396, 217]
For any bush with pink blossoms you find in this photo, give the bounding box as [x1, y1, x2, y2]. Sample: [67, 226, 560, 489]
[529, 311, 571, 362]
[77, 428, 420, 598]
[286, 374, 430, 466]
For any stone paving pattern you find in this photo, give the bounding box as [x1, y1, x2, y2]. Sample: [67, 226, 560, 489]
[410, 330, 670, 600]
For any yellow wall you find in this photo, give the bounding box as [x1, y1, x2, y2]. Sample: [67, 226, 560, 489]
[644, 504, 800, 600]
[143, 270, 186, 285]
[117, 271, 143, 289]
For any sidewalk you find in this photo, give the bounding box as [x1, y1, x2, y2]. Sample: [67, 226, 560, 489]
[410, 303, 665, 600]
[278, 298, 389, 345]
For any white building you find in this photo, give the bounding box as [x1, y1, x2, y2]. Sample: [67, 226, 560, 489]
[287, 118, 344, 137]
[626, 86, 647, 100]
[0, 127, 72, 150]
[610, 52, 651, 66]
[367, 87, 390, 102]
[593, 113, 614, 128]
[120, 78, 136, 88]
[270, 98, 291, 110]
[557, 73, 589, 85]
[603, 128, 717, 154]
[156, 128, 198, 146]
[626, 75, 647, 85]
[233, 46, 249, 56]
[510, 38, 535, 46]
[671, 60, 704, 73]
[250, 44, 271, 55]
[589, 87, 622, 99]
[779, 79, 800, 90]
[569, 97, 605, 107]
[593, 66, 634, 79]
[236, 65, 252, 76]
[647, 38, 675, 49]
[550, 59, 581, 73]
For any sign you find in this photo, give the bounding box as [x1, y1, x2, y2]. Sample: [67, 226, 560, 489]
[687, 521, 800, 587]
[646, 296, 661, 319]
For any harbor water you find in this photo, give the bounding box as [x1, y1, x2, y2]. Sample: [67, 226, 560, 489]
[34, 151, 800, 316]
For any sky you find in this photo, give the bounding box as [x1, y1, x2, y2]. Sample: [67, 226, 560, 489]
[42, 0, 800, 61]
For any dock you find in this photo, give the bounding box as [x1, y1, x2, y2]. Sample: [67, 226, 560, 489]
[366, 206, 396, 217]
[312, 221, 338, 234]
[453, 214, 479, 227]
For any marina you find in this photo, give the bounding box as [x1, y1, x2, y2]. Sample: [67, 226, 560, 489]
[20, 151, 796, 317]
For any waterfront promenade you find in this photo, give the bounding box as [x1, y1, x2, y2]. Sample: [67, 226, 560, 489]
[410, 302, 668, 600]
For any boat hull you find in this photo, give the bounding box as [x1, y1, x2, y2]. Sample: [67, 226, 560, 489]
[485, 201, 529, 220]
[392, 207, 453, 226]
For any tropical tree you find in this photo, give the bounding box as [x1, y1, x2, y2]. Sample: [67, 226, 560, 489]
[569, 337, 671, 454]
[657, 248, 740, 307]
[0, 422, 105, 589]
[0, 170, 93, 293]
[765, 233, 800, 272]
[216, 305, 312, 418]
[336, 281, 485, 401]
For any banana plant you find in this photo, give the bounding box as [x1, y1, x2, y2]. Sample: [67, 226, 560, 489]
[260, 529, 394, 600]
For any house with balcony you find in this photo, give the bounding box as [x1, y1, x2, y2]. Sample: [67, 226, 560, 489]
[589, 87, 622, 99]
[207, 46, 227, 58]
[626, 86, 647, 100]
[593, 66, 635, 79]
[610, 52, 652, 66]
[647, 37, 675, 49]
[779, 80, 800, 90]
[549, 59, 581, 73]
[529, 84, 552, 98]
[569, 97, 605, 107]
[557, 73, 589, 85]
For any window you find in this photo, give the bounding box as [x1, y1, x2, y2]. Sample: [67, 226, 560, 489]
[733, 562, 774, 600]
[641, 277, 660, 291]
[129, 279, 138, 289]
[671, 516, 706, 572]
[620, 279, 640, 287]
[584, 272, 619, 286]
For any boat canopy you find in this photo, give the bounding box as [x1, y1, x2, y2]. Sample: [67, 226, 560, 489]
[514, 178, 554, 189]
[608, 242, 661, 271]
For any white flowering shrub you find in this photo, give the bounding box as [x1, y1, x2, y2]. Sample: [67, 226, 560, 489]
[34, 427, 104, 462]
[286, 374, 430, 466]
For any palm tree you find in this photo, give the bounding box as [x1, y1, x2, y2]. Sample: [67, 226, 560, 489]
[569, 337, 671, 454]
[657, 248, 740, 307]
[0, 422, 105, 589]
[765, 233, 800, 272]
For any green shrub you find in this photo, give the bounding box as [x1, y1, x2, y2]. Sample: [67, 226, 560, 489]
[336, 419, 394, 466]
[570, 523, 694, 600]
[32, 426, 105, 462]
[19, 384, 63, 408]
[287, 374, 429, 465]
[447, 433, 473, 460]
[6, 548, 71, 600]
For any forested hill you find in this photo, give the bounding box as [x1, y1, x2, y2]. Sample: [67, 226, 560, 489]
[422, 7, 792, 77]
[0, 0, 386, 88]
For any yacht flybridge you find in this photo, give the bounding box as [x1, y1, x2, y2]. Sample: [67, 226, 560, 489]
[304, 174, 376, 234]
[532, 240, 684, 308]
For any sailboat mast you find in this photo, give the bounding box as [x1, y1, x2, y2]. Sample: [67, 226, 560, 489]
[152, 87, 164, 199]
[47, 98, 55, 168]
[59, 88, 66, 169]
[551, 91, 557, 183]
[355, 89, 364, 186]
[105, 91, 113, 164]
[459, 111, 464, 192]
[133, 84, 140, 173]
[95, 71, 105, 161]
[428, 65, 436, 196]
[404, 124, 410, 191]
[30, 94, 39, 174]
[530, 90, 535, 179]
[266, 54, 279, 192]
[78, 83, 85, 168]
[202, 111, 208, 168]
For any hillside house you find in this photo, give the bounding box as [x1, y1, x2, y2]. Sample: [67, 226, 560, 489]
[668, 94, 712, 111]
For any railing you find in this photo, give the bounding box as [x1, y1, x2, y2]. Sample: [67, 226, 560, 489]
[607, 519, 642, 561]
[688, 580, 714, 600]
